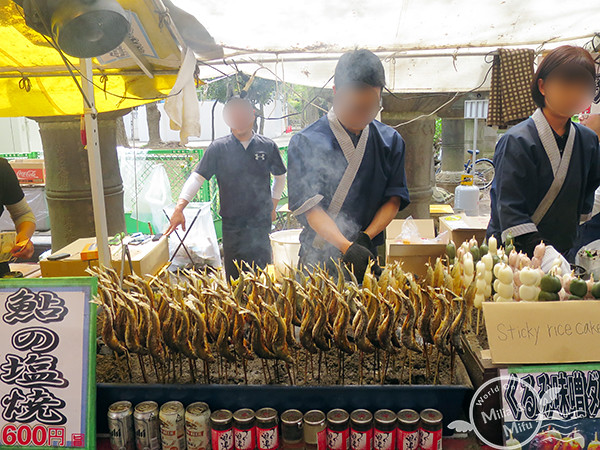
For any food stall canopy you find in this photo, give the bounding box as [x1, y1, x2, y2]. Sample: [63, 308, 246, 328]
[0, 0, 185, 117]
[174, 0, 600, 92]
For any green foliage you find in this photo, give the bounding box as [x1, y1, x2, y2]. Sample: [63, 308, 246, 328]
[200, 73, 277, 109]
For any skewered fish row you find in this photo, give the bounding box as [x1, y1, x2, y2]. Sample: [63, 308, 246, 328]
[91, 257, 475, 386]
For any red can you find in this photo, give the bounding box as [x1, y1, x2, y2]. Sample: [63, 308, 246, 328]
[256, 407, 279, 450]
[349, 410, 372, 450]
[396, 410, 420, 450]
[326, 409, 350, 450]
[372, 410, 395, 450]
[211, 410, 234, 450]
[418, 409, 443, 450]
[233, 408, 255, 450]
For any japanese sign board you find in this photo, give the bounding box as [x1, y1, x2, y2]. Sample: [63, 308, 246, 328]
[499, 364, 600, 447]
[0, 278, 97, 449]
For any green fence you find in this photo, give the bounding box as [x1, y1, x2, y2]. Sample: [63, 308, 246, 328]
[117, 146, 290, 239]
[0, 152, 42, 159]
[3, 147, 290, 240]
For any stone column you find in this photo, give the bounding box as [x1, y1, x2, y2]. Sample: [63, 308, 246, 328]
[382, 93, 459, 219]
[34, 110, 128, 251]
[435, 97, 465, 195]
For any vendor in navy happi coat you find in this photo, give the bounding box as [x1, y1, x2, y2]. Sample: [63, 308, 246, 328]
[288, 49, 410, 281]
[487, 46, 600, 266]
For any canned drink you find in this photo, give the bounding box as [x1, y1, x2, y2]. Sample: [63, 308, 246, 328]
[396, 410, 419, 450]
[159, 401, 186, 450]
[304, 410, 326, 450]
[233, 408, 255, 450]
[108, 401, 135, 450]
[256, 407, 279, 450]
[211, 410, 234, 450]
[418, 409, 443, 450]
[186, 402, 211, 450]
[326, 409, 349, 450]
[349, 410, 372, 450]
[372, 410, 395, 450]
[134, 401, 160, 450]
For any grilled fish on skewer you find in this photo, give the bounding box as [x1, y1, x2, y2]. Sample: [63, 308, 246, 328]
[333, 297, 355, 354]
[352, 299, 375, 354]
[398, 288, 422, 353]
[299, 296, 319, 354]
[312, 299, 331, 352]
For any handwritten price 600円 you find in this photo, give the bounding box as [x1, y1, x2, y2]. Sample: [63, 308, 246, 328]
[1, 424, 83, 447]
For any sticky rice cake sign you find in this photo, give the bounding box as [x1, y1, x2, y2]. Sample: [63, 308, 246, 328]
[483, 301, 600, 364]
[0, 278, 96, 449]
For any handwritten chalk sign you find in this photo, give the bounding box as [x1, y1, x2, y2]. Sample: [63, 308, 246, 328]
[0, 278, 97, 449]
[483, 301, 600, 364]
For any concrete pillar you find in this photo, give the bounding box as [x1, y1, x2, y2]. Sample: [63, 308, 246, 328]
[441, 118, 465, 172]
[465, 117, 498, 160]
[381, 93, 459, 219]
[436, 117, 465, 193]
[34, 110, 128, 251]
[392, 118, 436, 219]
[436, 98, 465, 194]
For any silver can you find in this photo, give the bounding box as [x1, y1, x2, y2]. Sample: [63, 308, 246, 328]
[108, 401, 135, 450]
[160, 401, 186, 450]
[134, 401, 161, 450]
[185, 402, 211, 450]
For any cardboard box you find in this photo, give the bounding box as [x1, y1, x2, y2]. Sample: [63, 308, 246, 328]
[386, 219, 448, 278]
[483, 300, 600, 364]
[429, 204, 454, 217]
[40, 236, 169, 278]
[9, 159, 45, 184]
[438, 213, 489, 246]
[429, 204, 454, 234]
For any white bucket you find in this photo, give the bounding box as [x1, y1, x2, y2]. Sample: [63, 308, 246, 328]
[270, 229, 302, 278]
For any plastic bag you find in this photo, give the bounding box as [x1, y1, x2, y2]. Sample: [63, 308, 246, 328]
[117, 147, 150, 215]
[394, 216, 421, 243]
[131, 164, 172, 233]
[164, 202, 221, 269]
[0, 186, 49, 232]
[392, 216, 449, 244]
[393, 216, 449, 244]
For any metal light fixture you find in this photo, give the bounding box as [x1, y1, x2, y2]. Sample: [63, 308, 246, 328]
[592, 33, 600, 53]
[14, 0, 130, 58]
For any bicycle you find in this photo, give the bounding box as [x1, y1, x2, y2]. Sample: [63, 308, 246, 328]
[435, 149, 495, 190]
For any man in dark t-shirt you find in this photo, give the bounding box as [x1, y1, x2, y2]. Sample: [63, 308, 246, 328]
[0, 158, 36, 275]
[166, 97, 287, 280]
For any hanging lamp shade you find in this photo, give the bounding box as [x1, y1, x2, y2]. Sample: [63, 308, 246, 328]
[14, 0, 130, 58]
[51, 0, 130, 57]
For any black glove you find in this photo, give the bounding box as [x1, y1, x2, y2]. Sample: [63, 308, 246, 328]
[371, 259, 383, 277]
[343, 243, 381, 283]
[355, 231, 372, 249]
[354, 232, 382, 277]
[514, 231, 544, 257]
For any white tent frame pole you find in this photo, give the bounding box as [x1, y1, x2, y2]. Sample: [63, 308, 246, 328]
[81, 58, 110, 267]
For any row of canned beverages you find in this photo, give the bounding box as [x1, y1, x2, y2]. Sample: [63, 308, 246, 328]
[107, 400, 443, 450]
